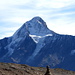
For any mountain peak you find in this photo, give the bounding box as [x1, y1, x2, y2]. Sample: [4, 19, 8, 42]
[31, 16, 45, 22]
[12, 16, 55, 40]
[29, 16, 47, 27]
[24, 16, 54, 36]
[31, 16, 43, 20]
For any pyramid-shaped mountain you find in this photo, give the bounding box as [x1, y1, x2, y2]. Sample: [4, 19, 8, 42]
[0, 16, 75, 71]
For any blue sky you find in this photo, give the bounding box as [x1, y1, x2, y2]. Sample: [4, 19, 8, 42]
[0, 0, 75, 39]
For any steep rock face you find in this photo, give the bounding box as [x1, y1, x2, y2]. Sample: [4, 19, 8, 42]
[0, 35, 36, 64]
[30, 34, 75, 71]
[0, 17, 75, 71]
[0, 38, 8, 58]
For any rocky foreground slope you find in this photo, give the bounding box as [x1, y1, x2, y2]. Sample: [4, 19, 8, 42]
[0, 62, 75, 75]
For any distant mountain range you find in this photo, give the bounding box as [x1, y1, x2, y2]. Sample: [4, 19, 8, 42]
[0, 16, 75, 71]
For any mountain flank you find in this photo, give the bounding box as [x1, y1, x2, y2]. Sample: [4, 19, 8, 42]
[0, 16, 75, 71]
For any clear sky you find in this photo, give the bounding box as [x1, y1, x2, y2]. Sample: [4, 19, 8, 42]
[0, 0, 75, 39]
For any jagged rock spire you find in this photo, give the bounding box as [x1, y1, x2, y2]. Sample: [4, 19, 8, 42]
[44, 66, 52, 75]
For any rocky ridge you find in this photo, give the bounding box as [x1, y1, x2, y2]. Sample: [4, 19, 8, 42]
[0, 62, 75, 75]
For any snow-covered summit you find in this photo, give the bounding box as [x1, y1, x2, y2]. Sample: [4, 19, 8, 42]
[12, 16, 55, 41]
[30, 16, 46, 26]
[25, 16, 54, 36]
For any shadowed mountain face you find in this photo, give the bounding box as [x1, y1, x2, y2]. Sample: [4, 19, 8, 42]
[0, 16, 75, 71]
